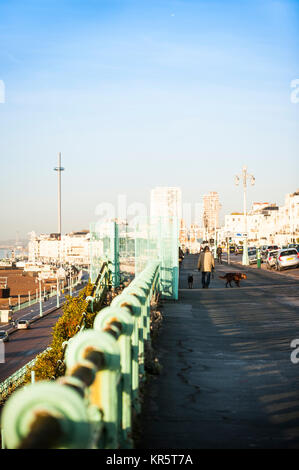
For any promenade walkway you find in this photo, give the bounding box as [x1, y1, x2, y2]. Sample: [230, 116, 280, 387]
[137, 254, 299, 449]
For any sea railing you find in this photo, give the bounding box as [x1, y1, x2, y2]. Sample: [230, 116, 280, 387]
[0, 264, 112, 398]
[1, 261, 160, 449]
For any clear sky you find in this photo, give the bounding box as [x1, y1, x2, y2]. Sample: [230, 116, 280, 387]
[0, 0, 298, 240]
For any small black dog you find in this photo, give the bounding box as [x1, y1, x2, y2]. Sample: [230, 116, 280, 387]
[188, 274, 194, 289]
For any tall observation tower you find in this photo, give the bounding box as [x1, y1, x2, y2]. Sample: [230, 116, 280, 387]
[54, 152, 65, 239]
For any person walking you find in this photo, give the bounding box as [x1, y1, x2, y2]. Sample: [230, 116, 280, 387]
[197, 246, 215, 288]
[216, 246, 223, 264]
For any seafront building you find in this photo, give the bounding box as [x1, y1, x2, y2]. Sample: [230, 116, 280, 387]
[202, 192, 221, 235]
[150, 187, 182, 220]
[27, 189, 299, 262]
[220, 189, 299, 245]
[28, 230, 99, 266]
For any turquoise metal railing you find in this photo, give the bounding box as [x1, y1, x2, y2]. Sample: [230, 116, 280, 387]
[0, 265, 110, 404]
[1, 261, 160, 449]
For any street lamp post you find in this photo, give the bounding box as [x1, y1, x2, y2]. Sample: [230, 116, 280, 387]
[54, 152, 64, 239]
[54, 152, 65, 266]
[38, 277, 43, 317]
[214, 211, 217, 258]
[69, 269, 72, 297]
[235, 166, 255, 266]
[56, 273, 60, 308]
[212, 199, 221, 258]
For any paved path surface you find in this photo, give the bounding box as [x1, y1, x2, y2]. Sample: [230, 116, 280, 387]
[137, 254, 299, 449]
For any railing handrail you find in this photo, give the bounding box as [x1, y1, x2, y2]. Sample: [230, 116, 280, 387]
[1, 261, 160, 449]
[0, 267, 108, 401]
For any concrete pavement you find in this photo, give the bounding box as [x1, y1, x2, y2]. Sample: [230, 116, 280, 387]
[137, 254, 299, 449]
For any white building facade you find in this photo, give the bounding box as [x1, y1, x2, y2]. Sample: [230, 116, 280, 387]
[221, 189, 299, 245]
[150, 187, 182, 220]
[202, 192, 221, 234]
[28, 231, 103, 266]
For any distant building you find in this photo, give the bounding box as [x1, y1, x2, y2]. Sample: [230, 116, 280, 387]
[221, 189, 299, 245]
[150, 187, 182, 220]
[28, 230, 101, 266]
[202, 192, 221, 233]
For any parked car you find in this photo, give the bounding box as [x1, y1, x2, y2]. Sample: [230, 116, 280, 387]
[275, 248, 299, 271]
[17, 320, 30, 330]
[287, 244, 299, 251]
[235, 245, 243, 254]
[266, 250, 279, 269]
[0, 330, 9, 342]
[248, 247, 257, 264]
[261, 245, 280, 260]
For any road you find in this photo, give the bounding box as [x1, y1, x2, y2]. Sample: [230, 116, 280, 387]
[0, 307, 63, 382]
[0, 274, 89, 383]
[137, 254, 299, 449]
[1, 276, 89, 333]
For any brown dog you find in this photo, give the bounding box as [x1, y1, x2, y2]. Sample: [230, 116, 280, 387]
[219, 272, 247, 287]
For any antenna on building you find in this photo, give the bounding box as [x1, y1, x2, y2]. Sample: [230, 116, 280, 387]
[54, 152, 65, 240]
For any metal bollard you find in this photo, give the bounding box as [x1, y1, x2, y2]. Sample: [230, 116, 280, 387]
[257, 247, 261, 269]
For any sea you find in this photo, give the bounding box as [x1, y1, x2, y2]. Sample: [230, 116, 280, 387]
[0, 249, 23, 259]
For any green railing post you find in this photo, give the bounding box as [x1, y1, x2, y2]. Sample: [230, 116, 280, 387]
[112, 293, 142, 414]
[124, 285, 147, 382]
[94, 306, 134, 448]
[65, 330, 121, 449]
[110, 221, 120, 289]
[157, 217, 179, 300]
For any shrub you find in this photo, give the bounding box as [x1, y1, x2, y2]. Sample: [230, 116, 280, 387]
[23, 281, 100, 384]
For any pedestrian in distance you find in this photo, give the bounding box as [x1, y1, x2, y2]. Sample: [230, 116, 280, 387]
[217, 246, 223, 264]
[197, 246, 215, 288]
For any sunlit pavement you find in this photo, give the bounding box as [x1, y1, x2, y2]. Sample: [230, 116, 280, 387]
[137, 254, 299, 449]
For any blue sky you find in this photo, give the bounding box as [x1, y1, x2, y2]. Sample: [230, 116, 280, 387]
[0, 0, 298, 239]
